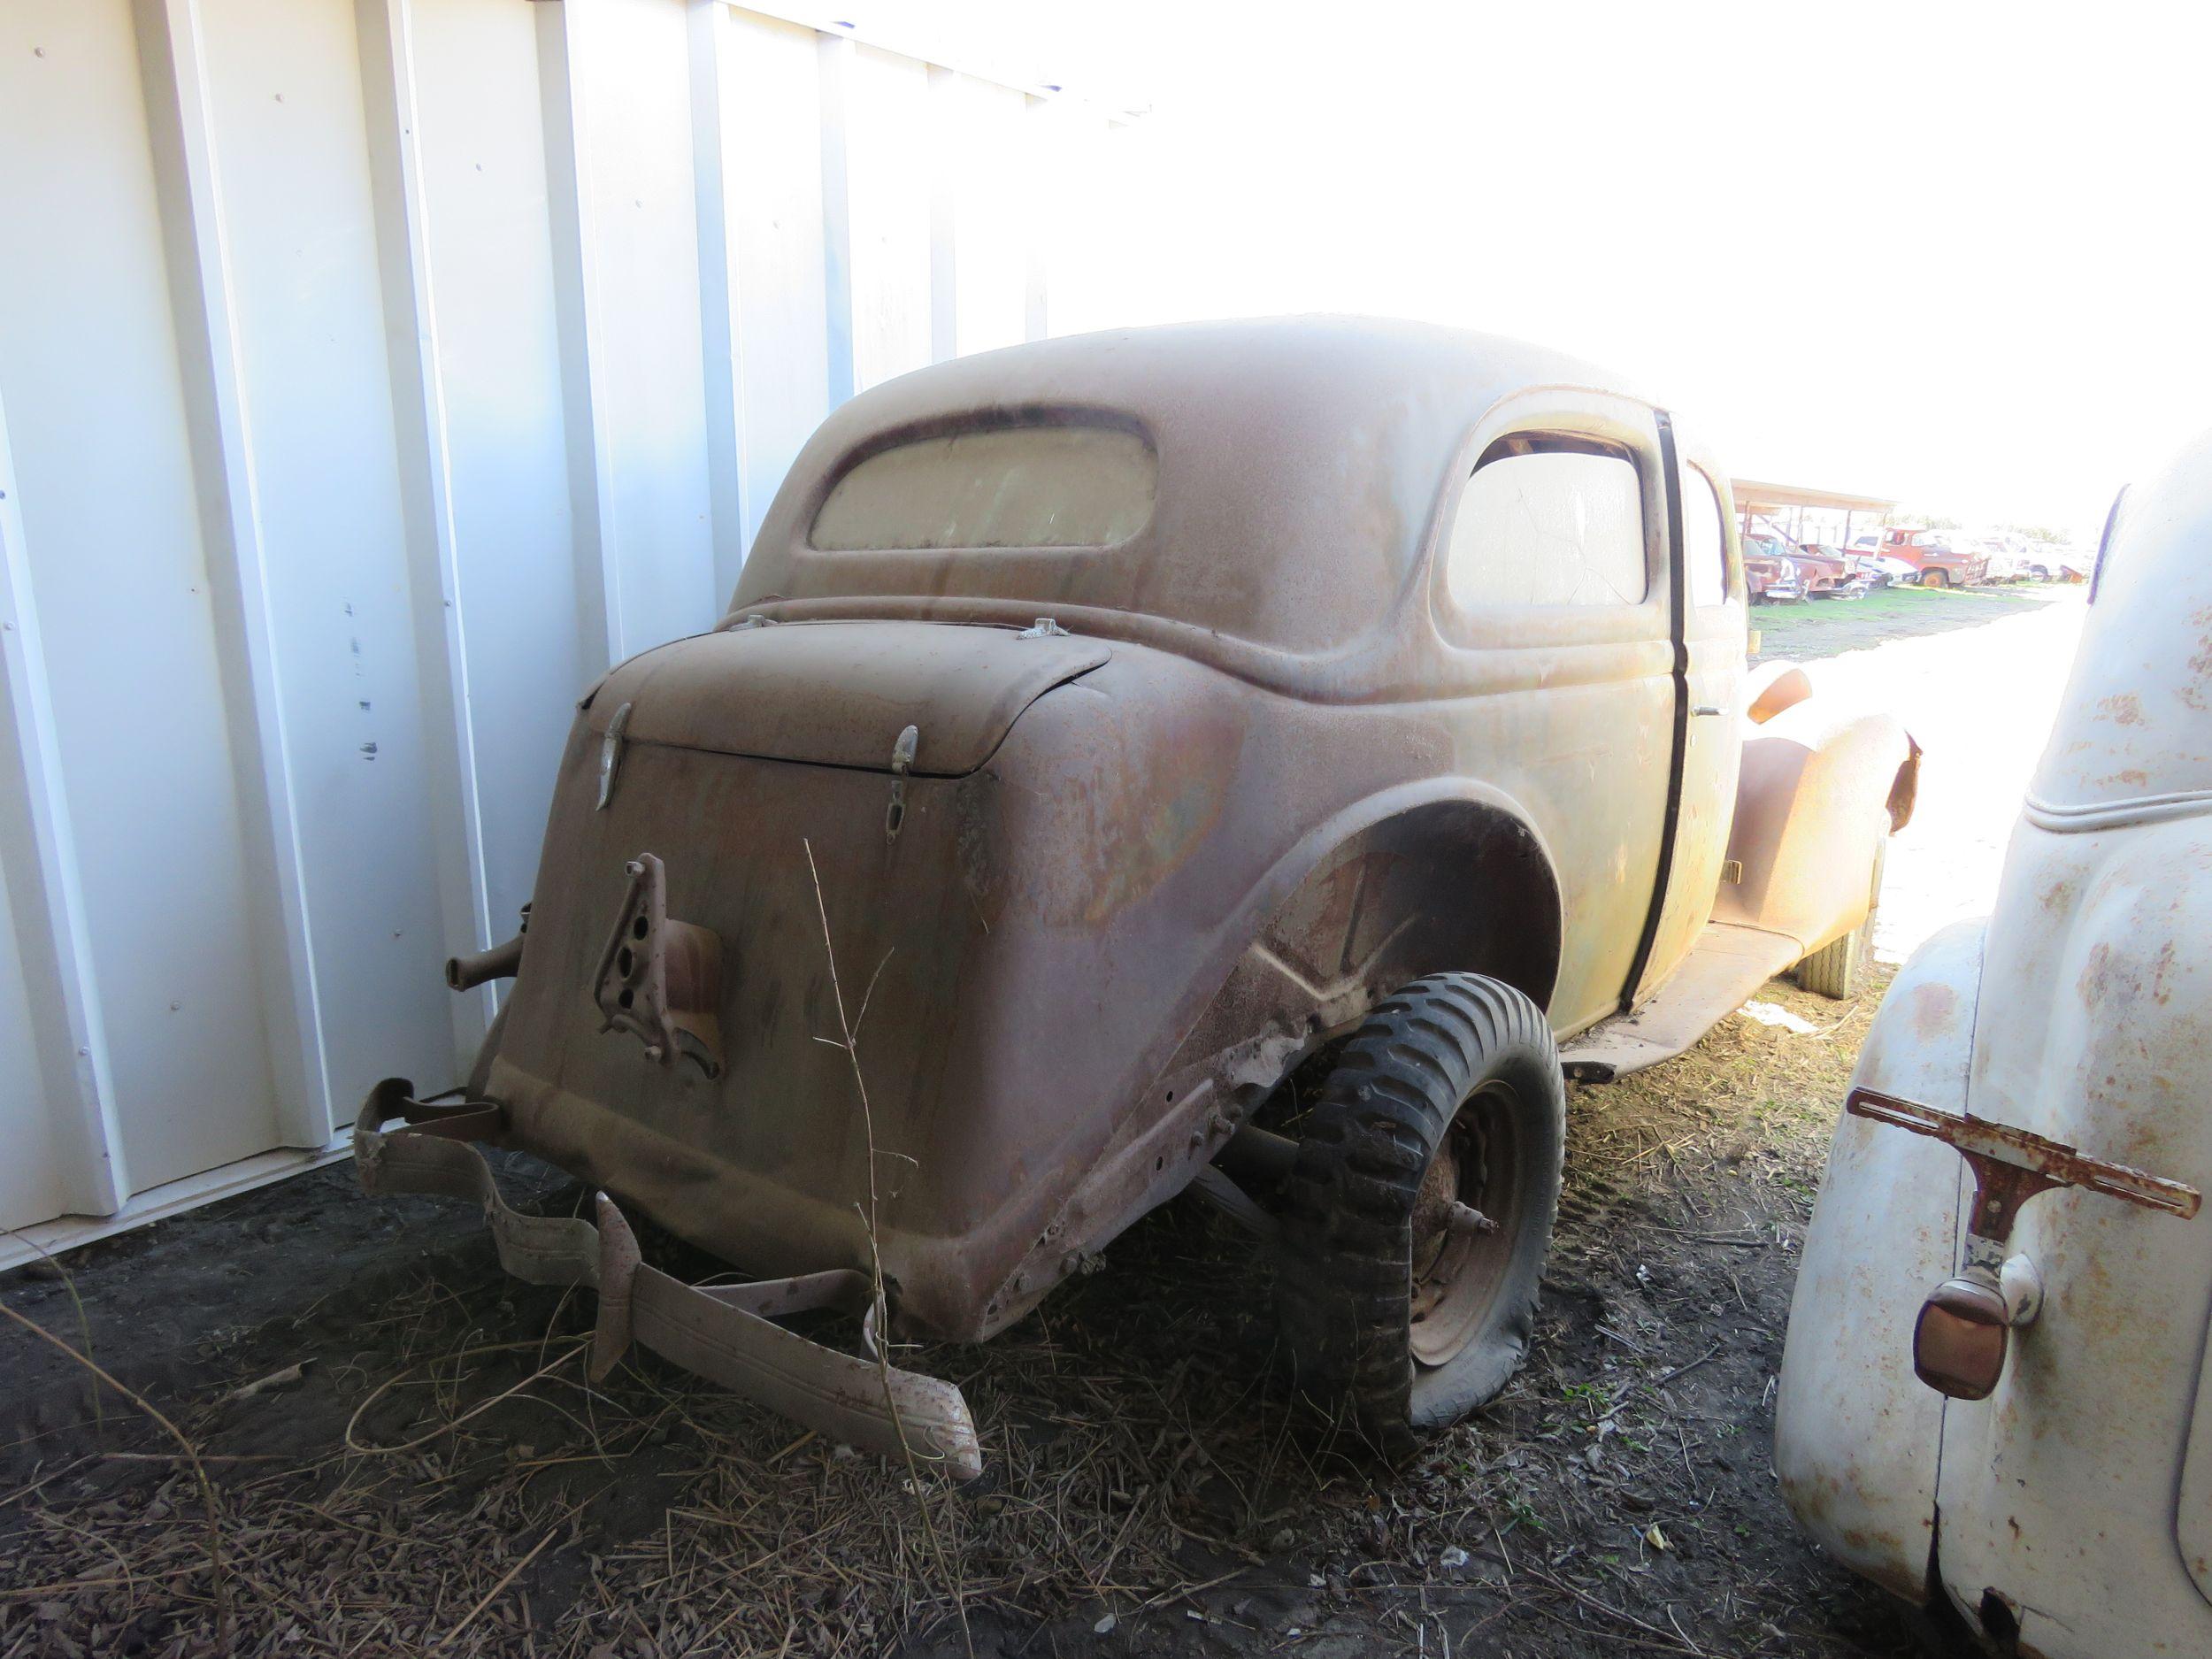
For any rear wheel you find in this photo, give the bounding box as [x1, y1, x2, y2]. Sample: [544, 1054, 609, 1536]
[1277, 974, 1566, 1455]
[1921, 567, 1949, 588]
[1795, 842, 1886, 999]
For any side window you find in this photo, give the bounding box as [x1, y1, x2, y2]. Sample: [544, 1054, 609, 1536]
[1444, 442, 1647, 609]
[1681, 464, 1730, 608]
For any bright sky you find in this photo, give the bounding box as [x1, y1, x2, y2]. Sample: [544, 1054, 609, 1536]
[966, 0, 2212, 541]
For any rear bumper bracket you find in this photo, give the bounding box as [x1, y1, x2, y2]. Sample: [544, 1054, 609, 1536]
[352, 1078, 983, 1480]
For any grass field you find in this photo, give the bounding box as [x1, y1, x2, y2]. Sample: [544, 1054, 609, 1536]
[1749, 580, 2071, 664]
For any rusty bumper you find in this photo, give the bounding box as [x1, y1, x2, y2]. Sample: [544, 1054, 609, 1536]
[351, 1079, 982, 1481]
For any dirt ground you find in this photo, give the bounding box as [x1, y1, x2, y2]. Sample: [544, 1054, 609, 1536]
[0, 596, 2089, 1659]
[0, 979, 1930, 1659]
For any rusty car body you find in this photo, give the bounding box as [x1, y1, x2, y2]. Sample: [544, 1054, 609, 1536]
[1793, 543, 1871, 597]
[1783, 540, 1854, 597]
[358, 318, 1916, 1474]
[1743, 538, 1808, 603]
[1878, 525, 1989, 587]
[1776, 433, 2212, 1657]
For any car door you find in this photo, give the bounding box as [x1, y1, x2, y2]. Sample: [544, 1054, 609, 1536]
[1427, 391, 1677, 1038]
[1627, 423, 1747, 1006]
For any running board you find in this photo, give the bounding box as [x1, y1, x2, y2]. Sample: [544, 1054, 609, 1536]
[1558, 923, 1802, 1082]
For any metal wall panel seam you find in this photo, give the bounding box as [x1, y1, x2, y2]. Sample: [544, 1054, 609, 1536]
[132, 0, 333, 1151]
[926, 63, 958, 365]
[355, 0, 498, 1069]
[721, 1, 1138, 114]
[534, 0, 625, 674]
[816, 31, 856, 409]
[1022, 94, 1048, 343]
[687, 0, 754, 602]
[0, 388, 129, 1217]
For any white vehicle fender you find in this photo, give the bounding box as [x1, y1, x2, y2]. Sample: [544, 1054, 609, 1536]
[1774, 918, 1982, 1601]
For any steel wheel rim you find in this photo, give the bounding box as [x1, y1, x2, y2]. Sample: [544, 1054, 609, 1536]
[1408, 1080, 1523, 1367]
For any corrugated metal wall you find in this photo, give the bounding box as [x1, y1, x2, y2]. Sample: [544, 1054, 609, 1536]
[0, 0, 1121, 1260]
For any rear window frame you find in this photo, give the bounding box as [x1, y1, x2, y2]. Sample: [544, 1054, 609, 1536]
[804, 408, 1160, 555]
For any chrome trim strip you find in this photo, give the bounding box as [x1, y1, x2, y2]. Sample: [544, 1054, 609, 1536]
[2022, 787, 2212, 833]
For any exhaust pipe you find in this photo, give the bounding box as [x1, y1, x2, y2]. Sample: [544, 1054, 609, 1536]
[446, 933, 524, 992]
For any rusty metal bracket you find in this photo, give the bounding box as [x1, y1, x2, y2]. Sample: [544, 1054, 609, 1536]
[352, 1079, 982, 1479]
[1848, 1086, 2202, 1401]
[1847, 1087, 2200, 1271]
[592, 853, 724, 1078]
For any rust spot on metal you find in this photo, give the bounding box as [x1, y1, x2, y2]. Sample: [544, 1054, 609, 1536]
[2075, 941, 2116, 1009]
[2096, 692, 2147, 726]
[2184, 603, 2212, 711]
[1907, 979, 1960, 1041]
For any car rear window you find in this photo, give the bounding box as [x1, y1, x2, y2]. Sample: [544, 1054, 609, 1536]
[1444, 444, 1647, 608]
[810, 425, 1156, 551]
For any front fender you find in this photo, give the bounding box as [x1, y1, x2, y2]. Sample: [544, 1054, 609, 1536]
[1776, 918, 1983, 1601]
[1717, 694, 1913, 953]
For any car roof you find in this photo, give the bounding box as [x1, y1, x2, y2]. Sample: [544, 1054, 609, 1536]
[731, 316, 1649, 654]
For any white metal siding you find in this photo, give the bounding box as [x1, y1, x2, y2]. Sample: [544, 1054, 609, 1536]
[0, 0, 1121, 1258]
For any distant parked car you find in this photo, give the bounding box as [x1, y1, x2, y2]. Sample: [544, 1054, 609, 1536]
[1850, 553, 1916, 589]
[1742, 538, 1806, 603]
[1795, 543, 1871, 598]
[1875, 526, 1987, 588]
[1777, 434, 2212, 1659]
[1870, 554, 1921, 586]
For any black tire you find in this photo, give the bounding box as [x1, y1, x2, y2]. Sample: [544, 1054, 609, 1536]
[1277, 974, 1566, 1455]
[1796, 841, 1886, 999]
[1921, 567, 1949, 588]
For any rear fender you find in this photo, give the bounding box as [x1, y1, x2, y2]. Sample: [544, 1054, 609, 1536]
[1156, 790, 1564, 1098]
[1776, 918, 1982, 1601]
[1716, 685, 1915, 952]
[984, 785, 1563, 1317]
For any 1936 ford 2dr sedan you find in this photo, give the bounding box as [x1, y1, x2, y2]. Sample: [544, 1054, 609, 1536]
[359, 319, 1916, 1477]
[1777, 433, 2212, 1658]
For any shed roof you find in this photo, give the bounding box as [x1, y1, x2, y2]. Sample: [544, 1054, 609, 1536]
[1731, 477, 1897, 515]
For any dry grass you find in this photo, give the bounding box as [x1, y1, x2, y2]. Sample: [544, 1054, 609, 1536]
[0, 970, 1931, 1659]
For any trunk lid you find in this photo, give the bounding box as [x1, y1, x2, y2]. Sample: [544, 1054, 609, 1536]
[587, 619, 1110, 776]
